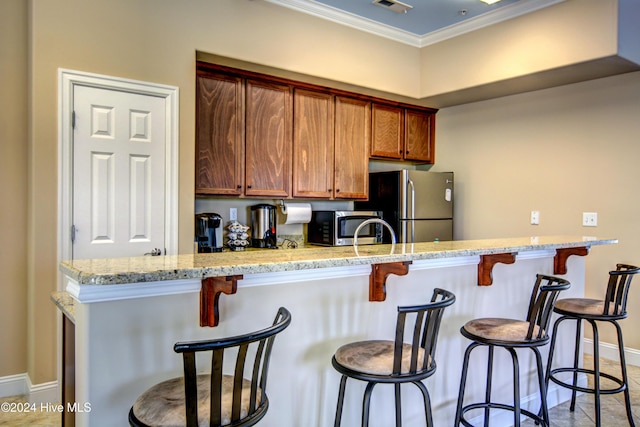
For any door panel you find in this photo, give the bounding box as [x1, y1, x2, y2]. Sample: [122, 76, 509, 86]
[292, 89, 334, 198]
[334, 96, 370, 200]
[195, 74, 244, 195]
[73, 85, 166, 259]
[401, 219, 453, 243]
[245, 79, 292, 197]
[406, 171, 453, 219]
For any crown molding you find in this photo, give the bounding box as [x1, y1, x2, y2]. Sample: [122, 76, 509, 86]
[264, 0, 565, 47]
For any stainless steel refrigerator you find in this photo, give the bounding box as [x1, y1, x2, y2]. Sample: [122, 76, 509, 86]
[355, 170, 454, 243]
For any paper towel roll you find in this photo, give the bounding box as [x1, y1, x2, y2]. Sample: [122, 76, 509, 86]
[281, 202, 312, 224]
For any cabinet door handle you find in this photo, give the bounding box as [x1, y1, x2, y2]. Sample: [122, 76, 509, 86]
[328, 188, 332, 192]
[247, 185, 252, 189]
[237, 185, 242, 189]
[336, 189, 340, 193]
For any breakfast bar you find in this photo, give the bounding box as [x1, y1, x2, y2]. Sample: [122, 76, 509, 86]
[54, 236, 616, 426]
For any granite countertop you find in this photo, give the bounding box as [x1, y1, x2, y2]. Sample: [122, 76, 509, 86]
[59, 235, 617, 286]
[51, 291, 76, 322]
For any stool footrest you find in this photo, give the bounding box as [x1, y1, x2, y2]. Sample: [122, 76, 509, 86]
[458, 402, 548, 427]
[549, 367, 627, 395]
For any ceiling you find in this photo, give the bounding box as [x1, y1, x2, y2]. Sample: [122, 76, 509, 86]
[263, 0, 564, 47]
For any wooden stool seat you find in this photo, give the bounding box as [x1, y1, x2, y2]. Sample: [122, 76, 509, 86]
[462, 318, 543, 344]
[545, 264, 639, 427]
[334, 340, 426, 376]
[129, 307, 291, 427]
[331, 288, 455, 427]
[131, 374, 261, 426]
[454, 274, 571, 427]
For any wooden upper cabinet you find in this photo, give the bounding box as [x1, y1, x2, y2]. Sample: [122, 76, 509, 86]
[371, 103, 403, 159]
[245, 79, 292, 198]
[371, 102, 436, 164]
[195, 61, 438, 198]
[334, 96, 370, 200]
[405, 109, 435, 163]
[195, 74, 244, 195]
[292, 89, 334, 198]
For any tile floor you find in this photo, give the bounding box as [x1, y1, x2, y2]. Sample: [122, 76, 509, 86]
[0, 356, 638, 426]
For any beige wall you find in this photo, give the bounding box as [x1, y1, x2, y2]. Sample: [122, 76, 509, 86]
[2, 0, 639, 389]
[419, 0, 620, 98]
[434, 71, 640, 346]
[0, 0, 29, 378]
[25, 0, 420, 385]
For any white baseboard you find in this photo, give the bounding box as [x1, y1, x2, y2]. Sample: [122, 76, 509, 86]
[0, 374, 29, 398]
[0, 374, 59, 403]
[583, 339, 640, 367]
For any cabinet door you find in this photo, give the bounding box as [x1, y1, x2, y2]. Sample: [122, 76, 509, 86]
[371, 103, 403, 159]
[293, 89, 334, 198]
[195, 74, 244, 195]
[245, 79, 292, 198]
[334, 96, 370, 200]
[405, 109, 435, 163]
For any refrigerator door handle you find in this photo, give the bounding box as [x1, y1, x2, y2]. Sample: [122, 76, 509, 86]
[407, 178, 415, 243]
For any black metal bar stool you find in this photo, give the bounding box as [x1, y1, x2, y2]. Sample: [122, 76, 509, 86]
[544, 263, 639, 427]
[454, 274, 571, 426]
[128, 307, 291, 427]
[331, 288, 455, 427]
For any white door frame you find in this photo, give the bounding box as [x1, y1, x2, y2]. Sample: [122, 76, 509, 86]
[58, 69, 179, 285]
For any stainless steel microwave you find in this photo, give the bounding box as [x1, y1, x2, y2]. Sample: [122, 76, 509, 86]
[308, 210, 383, 246]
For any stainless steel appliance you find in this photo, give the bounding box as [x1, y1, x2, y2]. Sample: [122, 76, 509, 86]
[251, 204, 277, 248]
[355, 170, 454, 243]
[195, 213, 224, 253]
[308, 210, 383, 246]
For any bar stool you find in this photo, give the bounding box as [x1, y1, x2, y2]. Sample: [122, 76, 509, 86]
[545, 263, 639, 427]
[454, 274, 571, 426]
[331, 288, 455, 427]
[128, 307, 291, 427]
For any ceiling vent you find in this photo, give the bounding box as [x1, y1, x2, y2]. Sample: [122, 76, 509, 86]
[372, 0, 413, 14]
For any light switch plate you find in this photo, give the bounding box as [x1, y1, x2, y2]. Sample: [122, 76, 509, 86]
[582, 212, 597, 227]
[230, 208, 237, 221]
[530, 211, 540, 225]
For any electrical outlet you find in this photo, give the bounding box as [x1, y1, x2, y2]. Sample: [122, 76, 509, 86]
[530, 211, 540, 225]
[230, 208, 237, 221]
[582, 212, 597, 227]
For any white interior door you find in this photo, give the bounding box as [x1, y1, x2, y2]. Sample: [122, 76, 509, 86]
[72, 85, 166, 259]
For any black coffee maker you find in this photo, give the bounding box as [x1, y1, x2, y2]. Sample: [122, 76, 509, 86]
[195, 213, 224, 253]
[250, 204, 277, 248]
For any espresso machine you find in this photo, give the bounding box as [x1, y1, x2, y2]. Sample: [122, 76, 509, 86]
[251, 204, 277, 248]
[195, 213, 224, 253]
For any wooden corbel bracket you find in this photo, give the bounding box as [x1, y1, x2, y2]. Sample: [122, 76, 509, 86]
[369, 261, 412, 302]
[478, 253, 517, 286]
[200, 275, 243, 327]
[554, 247, 589, 275]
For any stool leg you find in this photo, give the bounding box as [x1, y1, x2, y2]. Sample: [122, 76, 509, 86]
[570, 318, 583, 411]
[508, 347, 521, 427]
[613, 320, 636, 427]
[334, 375, 348, 427]
[455, 342, 479, 426]
[534, 347, 549, 426]
[590, 319, 602, 427]
[362, 382, 376, 427]
[542, 315, 564, 420]
[413, 380, 433, 427]
[485, 345, 495, 427]
[394, 383, 402, 427]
